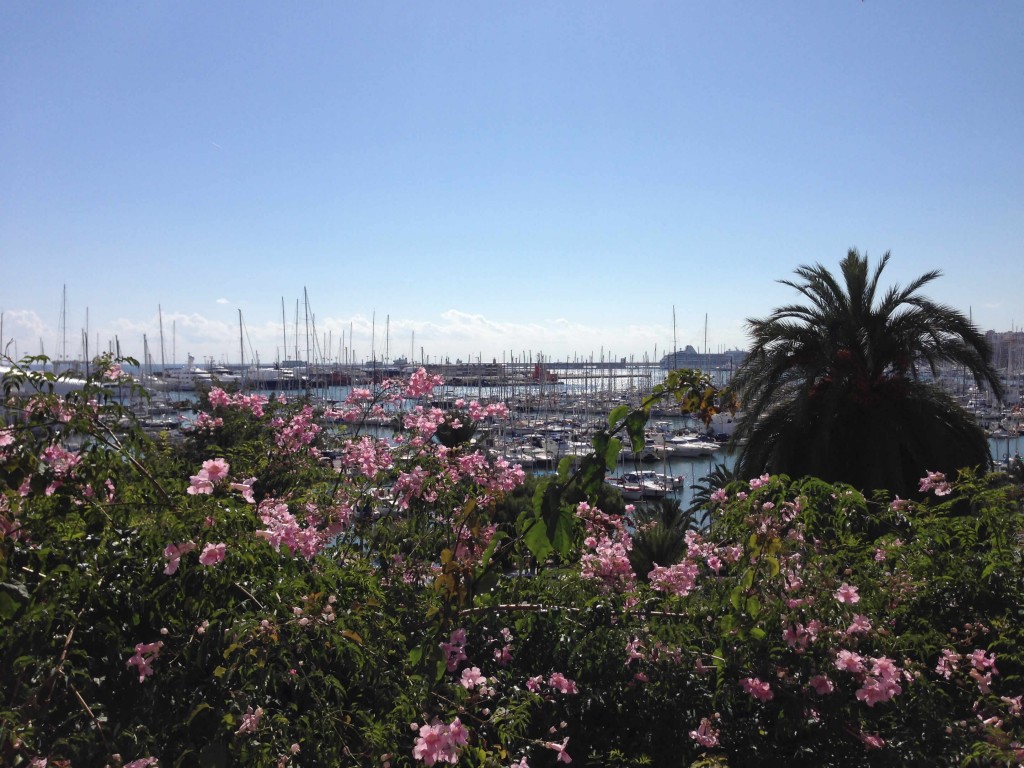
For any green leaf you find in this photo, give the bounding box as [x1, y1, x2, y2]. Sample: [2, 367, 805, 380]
[520, 511, 553, 563]
[0, 591, 19, 621]
[608, 404, 629, 429]
[625, 411, 649, 453]
[603, 437, 622, 471]
[186, 702, 212, 725]
[729, 586, 743, 612]
[745, 596, 761, 618]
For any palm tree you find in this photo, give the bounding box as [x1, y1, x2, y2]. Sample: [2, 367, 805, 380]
[730, 249, 1003, 497]
[687, 462, 741, 517]
[628, 497, 696, 581]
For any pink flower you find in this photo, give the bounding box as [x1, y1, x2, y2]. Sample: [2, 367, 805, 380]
[936, 648, 960, 679]
[229, 477, 257, 504]
[440, 628, 467, 672]
[809, 674, 834, 695]
[236, 705, 264, 734]
[749, 473, 771, 489]
[413, 717, 468, 765]
[846, 614, 872, 635]
[126, 640, 163, 682]
[834, 583, 860, 604]
[123, 760, 159, 768]
[855, 677, 902, 706]
[689, 717, 720, 747]
[201, 458, 230, 483]
[859, 732, 885, 750]
[187, 475, 214, 495]
[740, 677, 774, 701]
[918, 470, 952, 496]
[460, 666, 487, 690]
[970, 648, 997, 671]
[544, 738, 572, 764]
[198, 542, 226, 566]
[548, 672, 578, 694]
[971, 668, 994, 694]
[835, 649, 866, 674]
[162, 540, 196, 575]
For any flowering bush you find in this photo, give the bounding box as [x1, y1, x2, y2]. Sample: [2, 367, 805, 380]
[1, 358, 1021, 767]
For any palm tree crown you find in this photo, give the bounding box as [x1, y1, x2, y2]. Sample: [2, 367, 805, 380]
[730, 249, 1003, 497]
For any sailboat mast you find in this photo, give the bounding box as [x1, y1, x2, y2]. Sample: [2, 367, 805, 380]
[158, 305, 166, 372]
[672, 304, 678, 368]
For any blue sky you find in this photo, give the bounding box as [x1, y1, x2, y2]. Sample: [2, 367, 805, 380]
[2, 2, 1021, 367]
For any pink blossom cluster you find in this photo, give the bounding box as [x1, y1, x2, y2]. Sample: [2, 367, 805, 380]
[525, 672, 578, 695]
[412, 717, 469, 765]
[576, 502, 635, 593]
[26, 397, 75, 424]
[648, 560, 700, 597]
[963, 648, 999, 693]
[187, 458, 230, 495]
[834, 650, 905, 706]
[96, 359, 129, 382]
[404, 367, 445, 398]
[254, 499, 340, 559]
[207, 387, 269, 417]
[340, 436, 395, 478]
[854, 656, 904, 706]
[401, 407, 448, 443]
[393, 466, 435, 510]
[191, 412, 224, 431]
[127, 640, 163, 682]
[465, 400, 509, 421]
[273, 405, 321, 454]
[441, 628, 468, 672]
[689, 716, 720, 748]
[739, 676, 774, 701]
[749, 473, 772, 489]
[39, 443, 82, 496]
[782, 620, 822, 652]
[918, 470, 952, 496]
[0, 426, 15, 459]
[485, 456, 525, 493]
[491, 626, 514, 666]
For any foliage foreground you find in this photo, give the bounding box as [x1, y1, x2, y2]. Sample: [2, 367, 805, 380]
[1, 360, 1022, 767]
